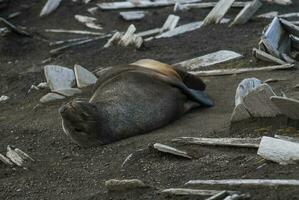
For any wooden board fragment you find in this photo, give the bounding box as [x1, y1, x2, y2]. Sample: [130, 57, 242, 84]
[263, 0, 292, 5]
[206, 191, 229, 200]
[98, 0, 202, 10]
[190, 64, 294, 76]
[257, 11, 278, 19]
[153, 143, 192, 159]
[230, 0, 262, 26]
[270, 96, 299, 120]
[172, 137, 260, 148]
[156, 21, 203, 38]
[258, 136, 299, 164]
[0, 153, 13, 166]
[253, 48, 286, 64]
[203, 0, 235, 25]
[174, 50, 243, 71]
[185, 179, 299, 188]
[174, 2, 249, 12]
[160, 188, 235, 196]
[161, 14, 180, 32]
[119, 11, 146, 21]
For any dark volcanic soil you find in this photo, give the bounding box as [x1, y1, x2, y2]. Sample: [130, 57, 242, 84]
[1, 0, 299, 200]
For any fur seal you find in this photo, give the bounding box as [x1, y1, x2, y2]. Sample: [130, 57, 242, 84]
[59, 59, 213, 147]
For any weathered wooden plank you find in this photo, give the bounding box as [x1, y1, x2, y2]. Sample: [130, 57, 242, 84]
[258, 136, 299, 164]
[160, 188, 235, 196]
[98, 0, 202, 10]
[253, 48, 286, 64]
[189, 64, 294, 76]
[119, 11, 146, 21]
[185, 179, 299, 188]
[105, 179, 147, 191]
[230, 0, 262, 26]
[174, 50, 243, 71]
[270, 96, 299, 120]
[156, 21, 203, 38]
[263, 0, 292, 5]
[153, 143, 192, 159]
[172, 137, 260, 148]
[45, 29, 104, 35]
[203, 0, 235, 25]
[161, 14, 180, 31]
[206, 191, 229, 200]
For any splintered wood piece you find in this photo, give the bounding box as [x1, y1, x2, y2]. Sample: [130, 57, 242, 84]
[14, 148, 34, 161]
[253, 48, 286, 64]
[230, 0, 262, 26]
[0, 17, 31, 36]
[203, 0, 235, 25]
[160, 188, 236, 196]
[97, 0, 202, 10]
[74, 15, 102, 30]
[161, 14, 180, 31]
[185, 179, 299, 188]
[274, 135, 299, 143]
[153, 143, 192, 159]
[290, 35, 299, 51]
[257, 11, 278, 19]
[189, 64, 294, 76]
[119, 24, 136, 46]
[174, 50, 242, 70]
[0, 153, 14, 166]
[120, 11, 146, 21]
[243, 84, 281, 118]
[172, 137, 260, 148]
[156, 21, 203, 38]
[105, 179, 147, 191]
[40, 0, 62, 17]
[174, 2, 249, 12]
[45, 29, 104, 35]
[136, 28, 161, 37]
[258, 136, 299, 164]
[270, 96, 299, 120]
[104, 32, 122, 48]
[6, 146, 24, 166]
[206, 191, 228, 200]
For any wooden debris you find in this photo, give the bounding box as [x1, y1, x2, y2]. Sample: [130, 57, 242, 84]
[49, 37, 90, 46]
[45, 29, 104, 36]
[230, 0, 262, 26]
[0, 153, 14, 166]
[270, 96, 299, 120]
[120, 11, 146, 21]
[257, 136, 299, 164]
[224, 193, 250, 200]
[203, 0, 235, 25]
[174, 2, 248, 12]
[0, 95, 9, 102]
[253, 48, 286, 65]
[174, 50, 243, 71]
[87, 7, 99, 15]
[153, 143, 192, 159]
[206, 191, 228, 200]
[257, 11, 278, 19]
[0, 17, 31, 36]
[185, 179, 299, 188]
[97, 0, 202, 10]
[44, 65, 75, 91]
[172, 137, 260, 148]
[156, 21, 203, 38]
[40, 0, 62, 17]
[160, 188, 236, 196]
[14, 148, 34, 162]
[40, 93, 66, 103]
[121, 153, 133, 168]
[189, 64, 294, 76]
[75, 15, 102, 30]
[74, 64, 98, 88]
[263, 0, 292, 5]
[105, 179, 147, 191]
[161, 14, 180, 32]
[53, 88, 82, 97]
[263, 78, 286, 83]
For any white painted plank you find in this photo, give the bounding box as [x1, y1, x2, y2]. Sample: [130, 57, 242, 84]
[203, 0, 235, 25]
[258, 136, 299, 164]
[174, 50, 243, 71]
[156, 21, 203, 38]
[174, 2, 249, 12]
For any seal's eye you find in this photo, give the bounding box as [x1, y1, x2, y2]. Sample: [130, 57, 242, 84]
[75, 128, 83, 132]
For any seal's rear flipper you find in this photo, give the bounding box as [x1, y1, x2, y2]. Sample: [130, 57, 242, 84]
[186, 88, 214, 107]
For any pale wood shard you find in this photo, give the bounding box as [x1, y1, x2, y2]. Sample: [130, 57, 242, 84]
[258, 136, 299, 164]
[40, 0, 62, 17]
[230, 0, 262, 26]
[98, 0, 202, 10]
[270, 96, 299, 120]
[189, 64, 294, 76]
[105, 179, 147, 191]
[264, 78, 286, 83]
[136, 28, 161, 37]
[185, 179, 299, 188]
[156, 21, 203, 38]
[160, 188, 236, 196]
[161, 14, 180, 32]
[0, 17, 31, 36]
[174, 50, 243, 71]
[224, 193, 250, 200]
[172, 137, 260, 148]
[6, 146, 24, 166]
[104, 32, 122, 48]
[119, 11, 146, 21]
[174, 2, 249, 12]
[45, 29, 104, 36]
[0, 153, 13, 166]
[257, 11, 278, 19]
[243, 84, 281, 118]
[121, 153, 133, 168]
[14, 148, 34, 162]
[74, 64, 98, 88]
[153, 143, 192, 159]
[119, 24, 137, 46]
[44, 65, 75, 91]
[253, 48, 286, 64]
[203, 0, 235, 25]
[206, 191, 228, 200]
[49, 37, 90, 46]
[74, 15, 102, 30]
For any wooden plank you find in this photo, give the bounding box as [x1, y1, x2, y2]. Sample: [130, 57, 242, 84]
[189, 64, 294, 76]
[97, 0, 202, 10]
[174, 50, 243, 71]
[40, 0, 62, 17]
[185, 179, 299, 188]
[160, 188, 236, 196]
[153, 143, 192, 159]
[156, 21, 203, 38]
[45, 29, 104, 35]
[253, 48, 286, 64]
[203, 0, 235, 25]
[263, 0, 292, 5]
[161, 14, 180, 31]
[172, 137, 260, 148]
[270, 96, 299, 120]
[230, 0, 262, 26]
[258, 136, 299, 164]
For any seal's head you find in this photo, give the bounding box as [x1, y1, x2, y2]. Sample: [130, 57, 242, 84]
[59, 99, 105, 147]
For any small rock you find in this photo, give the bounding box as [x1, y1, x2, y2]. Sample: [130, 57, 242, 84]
[37, 82, 48, 89]
[53, 88, 82, 97]
[105, 179, 147, 192]
[40, 93, 65, 103]
[74, 64, 97, 88]
[0, 95, 9, 102]
[44, 65, 75, 91]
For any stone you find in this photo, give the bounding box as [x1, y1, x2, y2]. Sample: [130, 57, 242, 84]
[74, 64, 97, 88]
[44, 65, 75, 91]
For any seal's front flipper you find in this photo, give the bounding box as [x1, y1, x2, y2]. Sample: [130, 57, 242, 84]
[186, 88, 214, 107]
